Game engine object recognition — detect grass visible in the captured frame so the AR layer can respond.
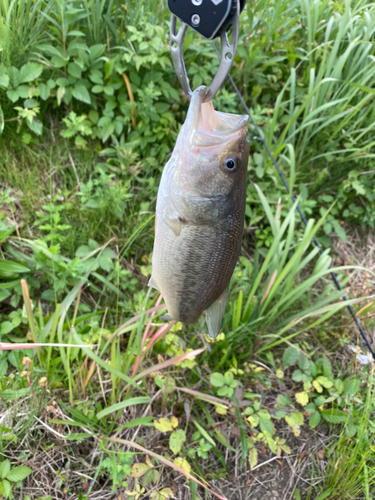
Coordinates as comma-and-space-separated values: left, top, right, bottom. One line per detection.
0, 0, 54, 66
1, 0, 375, 498
315, 367, 375, 500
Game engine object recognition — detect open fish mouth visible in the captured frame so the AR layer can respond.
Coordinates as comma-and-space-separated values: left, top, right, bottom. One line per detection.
185, 86, 249, 148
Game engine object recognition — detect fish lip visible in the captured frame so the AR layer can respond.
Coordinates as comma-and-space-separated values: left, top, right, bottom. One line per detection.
186, 86, 249, 147
185, 85, 208, 143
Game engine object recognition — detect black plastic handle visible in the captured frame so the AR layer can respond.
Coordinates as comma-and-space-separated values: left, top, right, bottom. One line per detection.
167, 0, 246, 40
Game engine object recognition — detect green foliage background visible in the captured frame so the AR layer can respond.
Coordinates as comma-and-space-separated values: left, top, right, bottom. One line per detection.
1, 0, 375, 498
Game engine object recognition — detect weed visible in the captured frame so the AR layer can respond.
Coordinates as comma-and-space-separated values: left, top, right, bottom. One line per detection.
0, 459, 32, 499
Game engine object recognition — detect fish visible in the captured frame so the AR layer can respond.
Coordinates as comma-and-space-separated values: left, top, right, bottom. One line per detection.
149, 85, 249, 338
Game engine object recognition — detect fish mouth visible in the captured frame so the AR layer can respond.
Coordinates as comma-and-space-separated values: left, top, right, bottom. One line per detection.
185, 86, 249, 147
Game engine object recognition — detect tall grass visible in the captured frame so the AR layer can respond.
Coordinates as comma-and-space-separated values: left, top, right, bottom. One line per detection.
0, 0, 54, 66
238, 0, 375, 190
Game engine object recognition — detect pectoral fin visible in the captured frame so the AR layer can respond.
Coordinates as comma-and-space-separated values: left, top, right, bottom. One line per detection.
164, 217, 186, 236
205, 285, 229, 339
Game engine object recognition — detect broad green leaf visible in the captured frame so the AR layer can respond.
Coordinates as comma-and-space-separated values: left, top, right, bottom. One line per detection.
315, 376, 333, 389
154, 102, 170, 113
342, 378, 360, 396
309, 411, 321, 428
262, 430, 276, 454
19, 63, 43, 84
169, 429, 186, 454
142, 468, 159, 486
0, 460, 10, 479
282, 346, 299, 367
292, 370, 305, 382
0, 67, 9, 87
321, 409, 348, 424
72, 85, 91, 104
96, 397, 150, 419
27, 119, 43, 135
210, 372, 225, 387
37, 83, 50, 101
314, 396, 326, 407
345, 423, 358, 437
298, 354, 310, 371
224, 371, 234, 385
258, 410, 274, 435
0, 322, 14, 335
0, 479, 11, 497
276, 393, 293, 407
321, 356, 332, 377
91, 84, 103, 93
68, 62, 82, 79
89, 71, 103, 85
218, 386, 231, 397
89, 44, 106, 60
6, 89, 19, 103
6, 465, 32, 482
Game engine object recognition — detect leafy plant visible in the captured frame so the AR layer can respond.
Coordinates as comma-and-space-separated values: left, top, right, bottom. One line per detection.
210, 371, 239, 398
315, 367, 375, 499
101, 451, 134, 491
281, 344, 368, 438
0, 459, 32, 499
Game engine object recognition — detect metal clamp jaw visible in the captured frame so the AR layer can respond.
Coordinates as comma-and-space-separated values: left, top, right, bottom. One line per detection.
169, 0, 241, 103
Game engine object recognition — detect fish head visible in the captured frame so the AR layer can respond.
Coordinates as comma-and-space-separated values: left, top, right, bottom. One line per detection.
172, 86, 249, 221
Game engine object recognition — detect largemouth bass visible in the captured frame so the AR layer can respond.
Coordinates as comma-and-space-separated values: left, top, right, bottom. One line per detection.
149, 86, 249, 338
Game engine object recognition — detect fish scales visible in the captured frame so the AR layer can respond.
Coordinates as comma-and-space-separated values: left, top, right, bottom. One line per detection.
150, 86, 249, 337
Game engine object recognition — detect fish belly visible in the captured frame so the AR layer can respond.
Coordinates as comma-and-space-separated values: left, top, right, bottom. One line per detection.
152, 209, 243, 324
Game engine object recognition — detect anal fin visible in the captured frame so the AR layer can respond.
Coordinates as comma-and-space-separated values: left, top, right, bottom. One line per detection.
205, 285, 229, 339
148, 275, 160, 291
160, 313, 173, 322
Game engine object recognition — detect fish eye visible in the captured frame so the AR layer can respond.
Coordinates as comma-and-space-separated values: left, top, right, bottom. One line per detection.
223, 156, 238, 172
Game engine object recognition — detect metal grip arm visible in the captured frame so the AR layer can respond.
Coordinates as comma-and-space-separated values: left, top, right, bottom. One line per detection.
170, 0, 240, 103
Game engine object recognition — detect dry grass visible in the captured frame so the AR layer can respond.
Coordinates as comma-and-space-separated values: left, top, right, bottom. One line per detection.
0, 385, 333, 500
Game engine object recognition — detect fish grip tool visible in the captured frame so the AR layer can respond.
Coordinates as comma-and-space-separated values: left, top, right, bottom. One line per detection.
168, 0, 245, 102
